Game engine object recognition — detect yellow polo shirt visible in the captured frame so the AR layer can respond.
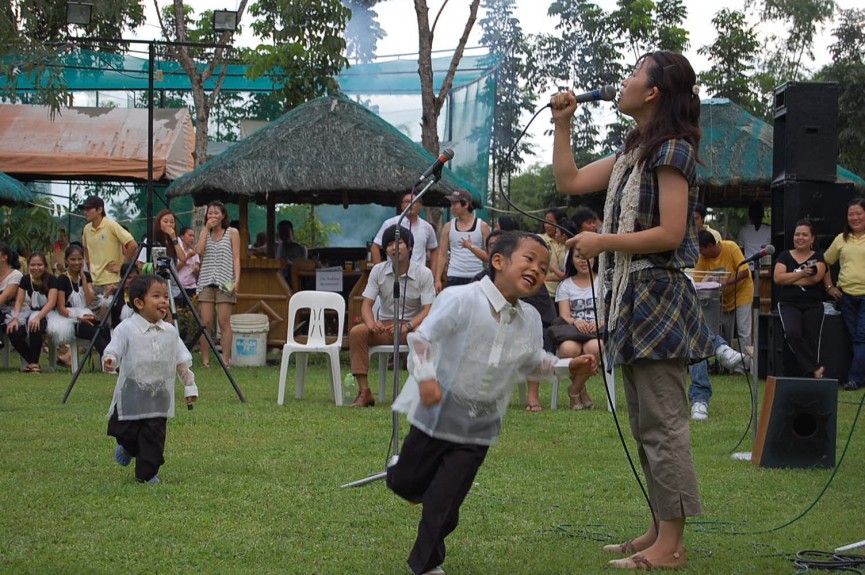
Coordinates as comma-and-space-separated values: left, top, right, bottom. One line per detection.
695, 240, 754, 311
82, 217, 135, 286
824, 233, 865, 296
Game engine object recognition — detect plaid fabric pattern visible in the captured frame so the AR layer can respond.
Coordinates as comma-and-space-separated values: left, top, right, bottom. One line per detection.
609, 139, 701, 271
605, 139, 714, 364
607, 268, 715, 364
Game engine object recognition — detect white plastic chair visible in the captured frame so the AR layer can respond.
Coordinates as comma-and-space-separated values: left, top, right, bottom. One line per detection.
277, 291, 345, 406
517, 353, 616, 412
368, 344, 410, 402
2, 331, 58, 372
517, 378, 561, 410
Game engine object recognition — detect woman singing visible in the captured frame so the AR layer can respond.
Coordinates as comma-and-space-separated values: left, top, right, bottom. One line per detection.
550, 51, 714, 570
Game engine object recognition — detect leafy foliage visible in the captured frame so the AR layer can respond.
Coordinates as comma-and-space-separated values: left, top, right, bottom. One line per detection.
815, 8, 865, 178
245, 0, 350, 112
479, 0, 538, 208
0, 0, 145, 114
0, 197, 61, 255
697, 9, 763, 117
344, 0, 385, 64
276, 205, 342, 248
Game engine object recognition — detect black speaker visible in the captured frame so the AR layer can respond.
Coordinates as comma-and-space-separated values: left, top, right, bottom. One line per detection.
773, 82, 839, 183
820, 313, 853, 385
753, 377, 837, 469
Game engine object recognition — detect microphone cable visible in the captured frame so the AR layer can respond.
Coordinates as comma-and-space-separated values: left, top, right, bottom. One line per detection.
495, 100, 657, 534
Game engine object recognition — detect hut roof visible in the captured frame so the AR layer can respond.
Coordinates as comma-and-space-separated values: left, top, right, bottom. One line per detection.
698, 98, 864, 206
0, 171, 35, 207
167, 95, 478, 207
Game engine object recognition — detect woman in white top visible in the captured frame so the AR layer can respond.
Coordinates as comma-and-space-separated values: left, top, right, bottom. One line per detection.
6, 252, 58, 372
554, 249, 604, 409
0, 242, 23, 335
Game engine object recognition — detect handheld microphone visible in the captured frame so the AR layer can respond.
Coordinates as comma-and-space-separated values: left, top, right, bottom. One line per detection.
416, 148, 455, 185
573, 85, 617, 103
738, 244, 775, 266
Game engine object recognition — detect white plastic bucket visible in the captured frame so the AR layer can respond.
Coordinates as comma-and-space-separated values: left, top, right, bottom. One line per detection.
230, 314, 270, 367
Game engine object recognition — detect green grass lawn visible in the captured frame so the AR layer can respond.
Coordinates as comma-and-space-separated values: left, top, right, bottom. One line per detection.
1, 352, 863, 574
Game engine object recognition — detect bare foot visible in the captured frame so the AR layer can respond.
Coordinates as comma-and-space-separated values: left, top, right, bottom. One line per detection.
814, 366, 825, 378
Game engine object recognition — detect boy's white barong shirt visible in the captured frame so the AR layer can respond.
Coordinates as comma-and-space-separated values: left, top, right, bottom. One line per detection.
393, 276, 560, 445
105, 313, 192, 420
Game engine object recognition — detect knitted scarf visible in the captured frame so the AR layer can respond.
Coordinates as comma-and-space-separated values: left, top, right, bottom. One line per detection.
597, 148, 643, 332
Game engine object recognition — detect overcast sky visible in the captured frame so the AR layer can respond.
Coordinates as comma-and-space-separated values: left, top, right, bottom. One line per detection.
129, 0, 855, 164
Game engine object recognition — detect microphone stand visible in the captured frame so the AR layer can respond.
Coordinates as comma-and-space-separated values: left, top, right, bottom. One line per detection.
731, 258, 761, 462
341, 174, 441, 488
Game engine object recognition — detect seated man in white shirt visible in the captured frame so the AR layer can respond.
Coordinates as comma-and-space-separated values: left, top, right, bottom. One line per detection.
348, 225, 436, 407
370, 192, 439, 269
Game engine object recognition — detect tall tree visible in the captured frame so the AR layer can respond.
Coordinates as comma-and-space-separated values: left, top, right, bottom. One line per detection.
245, 0, 350, 111
754, 0, 835, 82
815, 8, 865, 177
155, 1, 248, 172
344, 0, 385, 63
0, 0, 145, 113
413, 0, 481, 155
697, 8, 762, 117
479, 0, 536, 212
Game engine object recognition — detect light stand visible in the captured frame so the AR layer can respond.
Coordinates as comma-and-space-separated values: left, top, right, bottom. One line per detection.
341, 176, 442, 489
64, 1, 238, 259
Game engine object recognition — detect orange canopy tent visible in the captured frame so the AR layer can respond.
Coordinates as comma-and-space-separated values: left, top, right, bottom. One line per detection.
0, 104, 194, 182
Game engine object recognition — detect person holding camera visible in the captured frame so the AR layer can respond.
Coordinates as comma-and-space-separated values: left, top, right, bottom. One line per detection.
773, 219, 827, 378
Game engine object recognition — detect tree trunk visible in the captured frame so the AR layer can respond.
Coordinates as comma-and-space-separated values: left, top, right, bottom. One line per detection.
161, 0, 250, 232
413, 0, 481, 231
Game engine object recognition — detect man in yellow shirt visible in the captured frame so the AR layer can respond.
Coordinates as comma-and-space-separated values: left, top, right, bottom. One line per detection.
695, 230, 754, 352
80, 196, 138, 317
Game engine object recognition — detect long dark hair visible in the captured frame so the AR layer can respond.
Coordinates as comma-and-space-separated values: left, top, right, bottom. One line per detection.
623, 51, 702, 165
153, 209, 179, 258
27, 252, 50, 295
843, 198, 865, 242
0, 242, 20, 270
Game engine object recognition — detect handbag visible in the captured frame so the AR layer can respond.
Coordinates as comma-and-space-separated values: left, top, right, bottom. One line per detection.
547, 316, 598, 345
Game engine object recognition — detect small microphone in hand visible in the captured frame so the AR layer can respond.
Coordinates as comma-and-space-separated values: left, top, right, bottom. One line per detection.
572, 85, 617, 103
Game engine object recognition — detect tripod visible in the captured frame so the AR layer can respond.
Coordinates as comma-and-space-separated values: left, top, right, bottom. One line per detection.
341, 175, 441, 489
62, 246, 245, 403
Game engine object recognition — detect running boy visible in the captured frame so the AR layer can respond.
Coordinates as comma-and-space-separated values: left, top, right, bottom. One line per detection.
103, 275, 198, 484
387, 231, 597, 575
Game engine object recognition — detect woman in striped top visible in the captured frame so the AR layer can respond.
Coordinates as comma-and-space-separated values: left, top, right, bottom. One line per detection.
195, 201, 240, 368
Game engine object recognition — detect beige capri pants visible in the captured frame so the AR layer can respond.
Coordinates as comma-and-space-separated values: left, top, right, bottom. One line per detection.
621, 357, 702, 521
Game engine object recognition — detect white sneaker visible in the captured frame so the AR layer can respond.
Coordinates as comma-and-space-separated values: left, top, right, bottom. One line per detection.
715, 344, 745, 372
691, 401, 709, 421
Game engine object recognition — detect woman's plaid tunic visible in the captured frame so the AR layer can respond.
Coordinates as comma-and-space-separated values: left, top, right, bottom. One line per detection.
604, 139, 715, 365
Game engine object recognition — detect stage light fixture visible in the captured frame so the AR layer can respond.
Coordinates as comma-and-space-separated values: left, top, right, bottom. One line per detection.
212, 10, 239, 33
65, 2, 93, 26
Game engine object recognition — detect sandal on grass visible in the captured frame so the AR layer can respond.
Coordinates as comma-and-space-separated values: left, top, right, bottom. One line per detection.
568, 392, 583, 410
525, 403, 543, 412
28, 363, 41, 373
